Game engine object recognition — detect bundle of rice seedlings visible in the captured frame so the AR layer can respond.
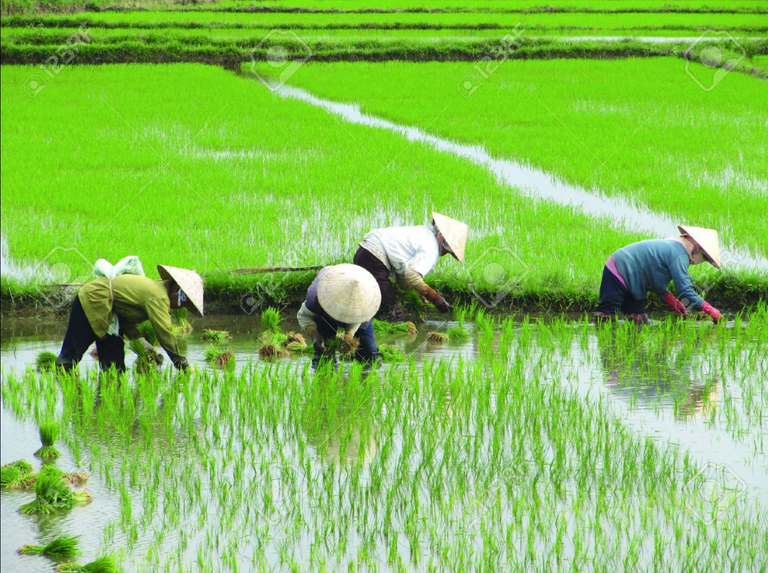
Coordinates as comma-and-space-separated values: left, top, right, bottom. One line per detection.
35, 422, 61, 461
171, 307, 193, 335
446, 325, 470, 341
286, 331, 306, 346
258, 344, 289, 360
56, 554, 120, 573
18, 535, 81, 558
372, 320, 418, 335
263, 331, 288, 346
380, 344, 407, 363
1, 460, 34, 489
36, 352, 58, 372
20, 473, 92, 515
62, 471, 90, 487
204, 346, 235, 369
260, 307, 282, 333
426, 331, 449, 344
136, 321, 158, 346
129, 339, 163, 374
201, 329, 230, 343
339, 335, 360, 355
286, 341, 312, 354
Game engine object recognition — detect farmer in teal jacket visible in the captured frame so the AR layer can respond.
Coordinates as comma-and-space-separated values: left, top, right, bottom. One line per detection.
595, 225, 723, 325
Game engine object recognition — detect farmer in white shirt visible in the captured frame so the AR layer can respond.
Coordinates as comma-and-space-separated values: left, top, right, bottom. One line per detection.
353, 212, 468, 321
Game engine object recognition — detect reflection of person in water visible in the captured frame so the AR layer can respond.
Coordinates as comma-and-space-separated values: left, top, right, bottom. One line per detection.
300, 371, 378, 467
596, 327, 720, 420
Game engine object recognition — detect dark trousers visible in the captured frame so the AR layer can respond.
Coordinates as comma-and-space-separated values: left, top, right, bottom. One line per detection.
57, 297, 126, 372
353, 246, 397, 316
595, 266, 646, 317
313, 312, 381, 366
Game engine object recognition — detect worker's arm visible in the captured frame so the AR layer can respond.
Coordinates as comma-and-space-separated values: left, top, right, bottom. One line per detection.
144, 298, 188, 370
401, 269, 451, 313
297, 302, 323, 345
668, 256, 721, 322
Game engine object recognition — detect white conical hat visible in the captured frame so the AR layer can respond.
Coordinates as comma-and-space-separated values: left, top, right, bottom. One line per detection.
157, 265, 205, 317
317, 264, 381, 324
678, 225, 721, 269
432, 212, 468, 263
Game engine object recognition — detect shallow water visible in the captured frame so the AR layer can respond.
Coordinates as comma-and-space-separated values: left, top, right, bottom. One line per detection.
1, 313, 766, 571
276, 85, 768, 270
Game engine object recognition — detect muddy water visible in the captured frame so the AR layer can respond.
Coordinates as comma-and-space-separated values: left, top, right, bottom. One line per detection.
276, 85, 768, 270
2, 314, 766, 571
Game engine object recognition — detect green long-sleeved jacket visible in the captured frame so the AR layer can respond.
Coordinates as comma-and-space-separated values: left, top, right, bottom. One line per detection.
78, 275, 186, 367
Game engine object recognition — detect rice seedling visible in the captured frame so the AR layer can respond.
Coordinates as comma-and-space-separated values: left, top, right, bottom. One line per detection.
136, 321, 158, 346
260, 307, 283, 333
201, 329, 231, 343
338, 335, 360, 355
426, 330, 449, 343
18, 535, 81, 558
204, 345, 236, 368
36, 351, 57, 372
19, 473, 92, 515
35, 421, 61, 460
372, 319, 418, 335
379, 343, 407, 362
171, 307, 193, 335
446, 325, 469, 341
128, 339, 164, 373
257, 343, 289, 360
1, 459, 34, 489
56, 554, 121, 573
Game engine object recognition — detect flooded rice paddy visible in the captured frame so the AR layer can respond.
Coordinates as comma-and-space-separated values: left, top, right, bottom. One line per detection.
2, 309, 766, 571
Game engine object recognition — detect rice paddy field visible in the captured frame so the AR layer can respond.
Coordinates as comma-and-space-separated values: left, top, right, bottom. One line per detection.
1, 0, 767, 571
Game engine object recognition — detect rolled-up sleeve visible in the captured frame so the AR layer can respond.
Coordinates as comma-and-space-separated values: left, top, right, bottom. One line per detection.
297, 302, 318, 333
668, 255, 703, 310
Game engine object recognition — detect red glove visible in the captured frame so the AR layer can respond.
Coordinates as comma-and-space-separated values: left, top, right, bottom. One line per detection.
662, 292, 688, 315
700, 301, 723, 323
423, 287, 452, 313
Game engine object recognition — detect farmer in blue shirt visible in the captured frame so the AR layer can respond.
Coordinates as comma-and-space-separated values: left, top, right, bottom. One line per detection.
595, 225, 723, 325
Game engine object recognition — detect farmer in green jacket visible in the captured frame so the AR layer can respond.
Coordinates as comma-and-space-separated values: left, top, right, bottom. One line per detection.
55, 265, 204, 372
595, 225, 723, 325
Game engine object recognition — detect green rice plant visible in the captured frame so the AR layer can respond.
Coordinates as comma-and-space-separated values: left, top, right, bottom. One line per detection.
35, 421, 61, 460
56, 554, 121, 573
36, 351, 57, 372
205, 346, 235, 369
201, 329, 230, 343
19, 473, 92, 515
171, 307, 193, 335
372, 320, 418, 335
1, 460, 34, 489
446, 325, 470, 341
18, 535, 81, 558
128, 339, 164, 373
379, 343, 407, 362
285, 341, 312, 354
260, 307, 282, 333
136, 321, 158, 346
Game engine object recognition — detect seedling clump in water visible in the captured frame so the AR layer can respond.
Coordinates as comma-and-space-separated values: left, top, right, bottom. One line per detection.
427, 331, 449, 344
201, 329, 230, 343
129, 339, 163, 373
35, 422, 61, 460
56, 554, 120, 573
380, 343, 407, 362
1, 460, 35, 489
20, 473, 92, 515
258, 344, 289, 360
36, 351, 57, 372
18, 535, 81, 558
204, 346, 235, 369
260, 307, 282, 334
373, 320, 417, 335
136, 321, 158, 346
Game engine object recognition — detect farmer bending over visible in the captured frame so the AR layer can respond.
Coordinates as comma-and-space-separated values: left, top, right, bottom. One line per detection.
56, 265, 204, 372
595, 225, 723, 325
353, 211, 468, 321
297, 264, 382, 369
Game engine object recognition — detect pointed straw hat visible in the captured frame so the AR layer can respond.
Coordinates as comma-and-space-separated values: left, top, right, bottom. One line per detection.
432, 212, 468, 263
317, 264, 381, 324
678, 225, 721, 269
157, 265, 205, 317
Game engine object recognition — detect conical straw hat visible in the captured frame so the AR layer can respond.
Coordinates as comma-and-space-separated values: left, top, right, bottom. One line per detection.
432, 212, 468, 263
157, 265, 205, 317
317, 264, 381, 324
678, 225, 721, 269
